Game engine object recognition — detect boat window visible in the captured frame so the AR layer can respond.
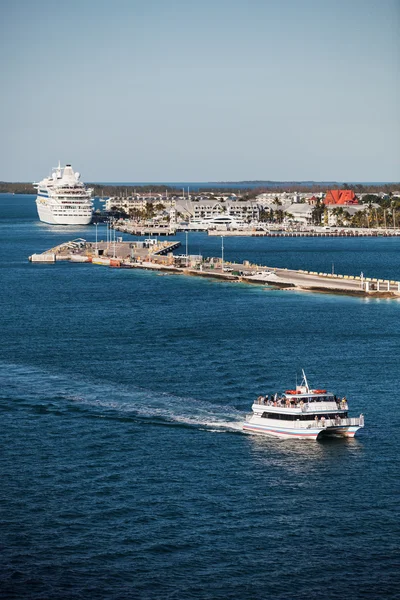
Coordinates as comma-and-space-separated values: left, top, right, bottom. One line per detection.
261, 412, 348, 421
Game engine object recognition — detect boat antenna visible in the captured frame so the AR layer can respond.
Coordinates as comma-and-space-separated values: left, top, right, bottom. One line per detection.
301, 369, 310, 392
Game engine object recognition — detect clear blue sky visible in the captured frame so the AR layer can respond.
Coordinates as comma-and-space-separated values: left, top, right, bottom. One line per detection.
1, 0, 399, 182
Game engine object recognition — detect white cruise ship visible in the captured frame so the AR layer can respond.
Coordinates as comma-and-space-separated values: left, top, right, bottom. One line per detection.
34, 163, 93, 225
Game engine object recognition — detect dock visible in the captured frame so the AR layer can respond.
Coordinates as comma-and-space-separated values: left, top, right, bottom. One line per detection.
28, 238, 400, 298
112, 219, 400, 238
113, 224, 177, 236
208, 228, 400, 238
29, 238, 181, 263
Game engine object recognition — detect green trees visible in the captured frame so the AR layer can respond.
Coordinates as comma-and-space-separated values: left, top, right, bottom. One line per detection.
332, 206, 344, 226
110, 206, 129, 219
128, 208, 145, 220
145, 204, 155, 219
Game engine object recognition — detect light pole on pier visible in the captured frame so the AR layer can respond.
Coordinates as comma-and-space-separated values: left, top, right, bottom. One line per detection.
95, 222, 98, 254
221, 235, 224, 272
186, 231, 189, 267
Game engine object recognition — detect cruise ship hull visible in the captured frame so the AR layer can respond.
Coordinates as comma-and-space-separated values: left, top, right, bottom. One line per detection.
36, 199, 92, 225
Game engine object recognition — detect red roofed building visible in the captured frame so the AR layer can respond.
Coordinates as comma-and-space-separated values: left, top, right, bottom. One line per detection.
324, 190, 358, 205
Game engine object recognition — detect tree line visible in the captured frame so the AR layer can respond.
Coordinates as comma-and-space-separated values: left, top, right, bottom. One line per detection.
1, 181, 399, 196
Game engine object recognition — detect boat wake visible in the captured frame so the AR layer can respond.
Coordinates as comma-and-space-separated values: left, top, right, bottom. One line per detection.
0, 361, 244, 433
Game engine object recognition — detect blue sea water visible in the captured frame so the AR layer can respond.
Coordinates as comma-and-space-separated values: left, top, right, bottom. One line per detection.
0, 195, 399, 599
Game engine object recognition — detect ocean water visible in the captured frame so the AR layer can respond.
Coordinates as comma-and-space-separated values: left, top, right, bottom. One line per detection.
0, 195, 399, 599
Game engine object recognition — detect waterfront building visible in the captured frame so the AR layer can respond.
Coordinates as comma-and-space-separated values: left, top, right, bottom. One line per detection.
325, 204, 379, 226
283, 203, 314, 224
324, 190, 358, 205
105, 194, 165, 213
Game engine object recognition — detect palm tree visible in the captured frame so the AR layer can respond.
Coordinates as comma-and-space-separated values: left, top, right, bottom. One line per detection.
332, 207, 345, 226
311, 199, 324, 225
273, 197, 282, 212
343, 210, 351, 226
391, 200, 398, 229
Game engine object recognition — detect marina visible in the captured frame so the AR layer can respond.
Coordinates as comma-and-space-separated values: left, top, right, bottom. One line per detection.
113, 221, 400, 238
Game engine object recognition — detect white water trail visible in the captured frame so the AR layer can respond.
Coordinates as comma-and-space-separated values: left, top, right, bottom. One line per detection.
1, 361, 244, 432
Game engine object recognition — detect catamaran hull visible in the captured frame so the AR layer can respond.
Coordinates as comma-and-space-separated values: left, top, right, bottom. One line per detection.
243, 422, 321, 440
319, 425, 361, 438
243, 422, 362, 440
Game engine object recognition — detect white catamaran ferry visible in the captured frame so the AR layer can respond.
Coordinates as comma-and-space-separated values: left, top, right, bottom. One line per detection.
34, 163, 93, 225
243, 371, 364, 440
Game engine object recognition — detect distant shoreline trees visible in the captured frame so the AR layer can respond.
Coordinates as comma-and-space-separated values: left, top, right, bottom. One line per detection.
1, 182, 399, 196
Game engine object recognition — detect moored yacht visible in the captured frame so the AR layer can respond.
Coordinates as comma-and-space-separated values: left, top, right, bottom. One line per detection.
183, 214, 247, 231
34, 162, 93, 225
243, 371, 364, 440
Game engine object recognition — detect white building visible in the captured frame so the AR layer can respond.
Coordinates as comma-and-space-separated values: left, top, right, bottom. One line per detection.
284, 203, 314, 224
105, 194, 165, 213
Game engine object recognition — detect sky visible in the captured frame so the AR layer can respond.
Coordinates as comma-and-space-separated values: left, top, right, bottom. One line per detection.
0, 0, 399, 182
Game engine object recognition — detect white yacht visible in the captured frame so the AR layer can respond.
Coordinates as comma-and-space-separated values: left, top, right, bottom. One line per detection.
183, 214, 247, 231
243, 371, 364, 440
34, 163, 93, 225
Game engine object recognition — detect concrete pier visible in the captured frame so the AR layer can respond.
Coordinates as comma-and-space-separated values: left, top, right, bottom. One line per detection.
29, 238, 400, 298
